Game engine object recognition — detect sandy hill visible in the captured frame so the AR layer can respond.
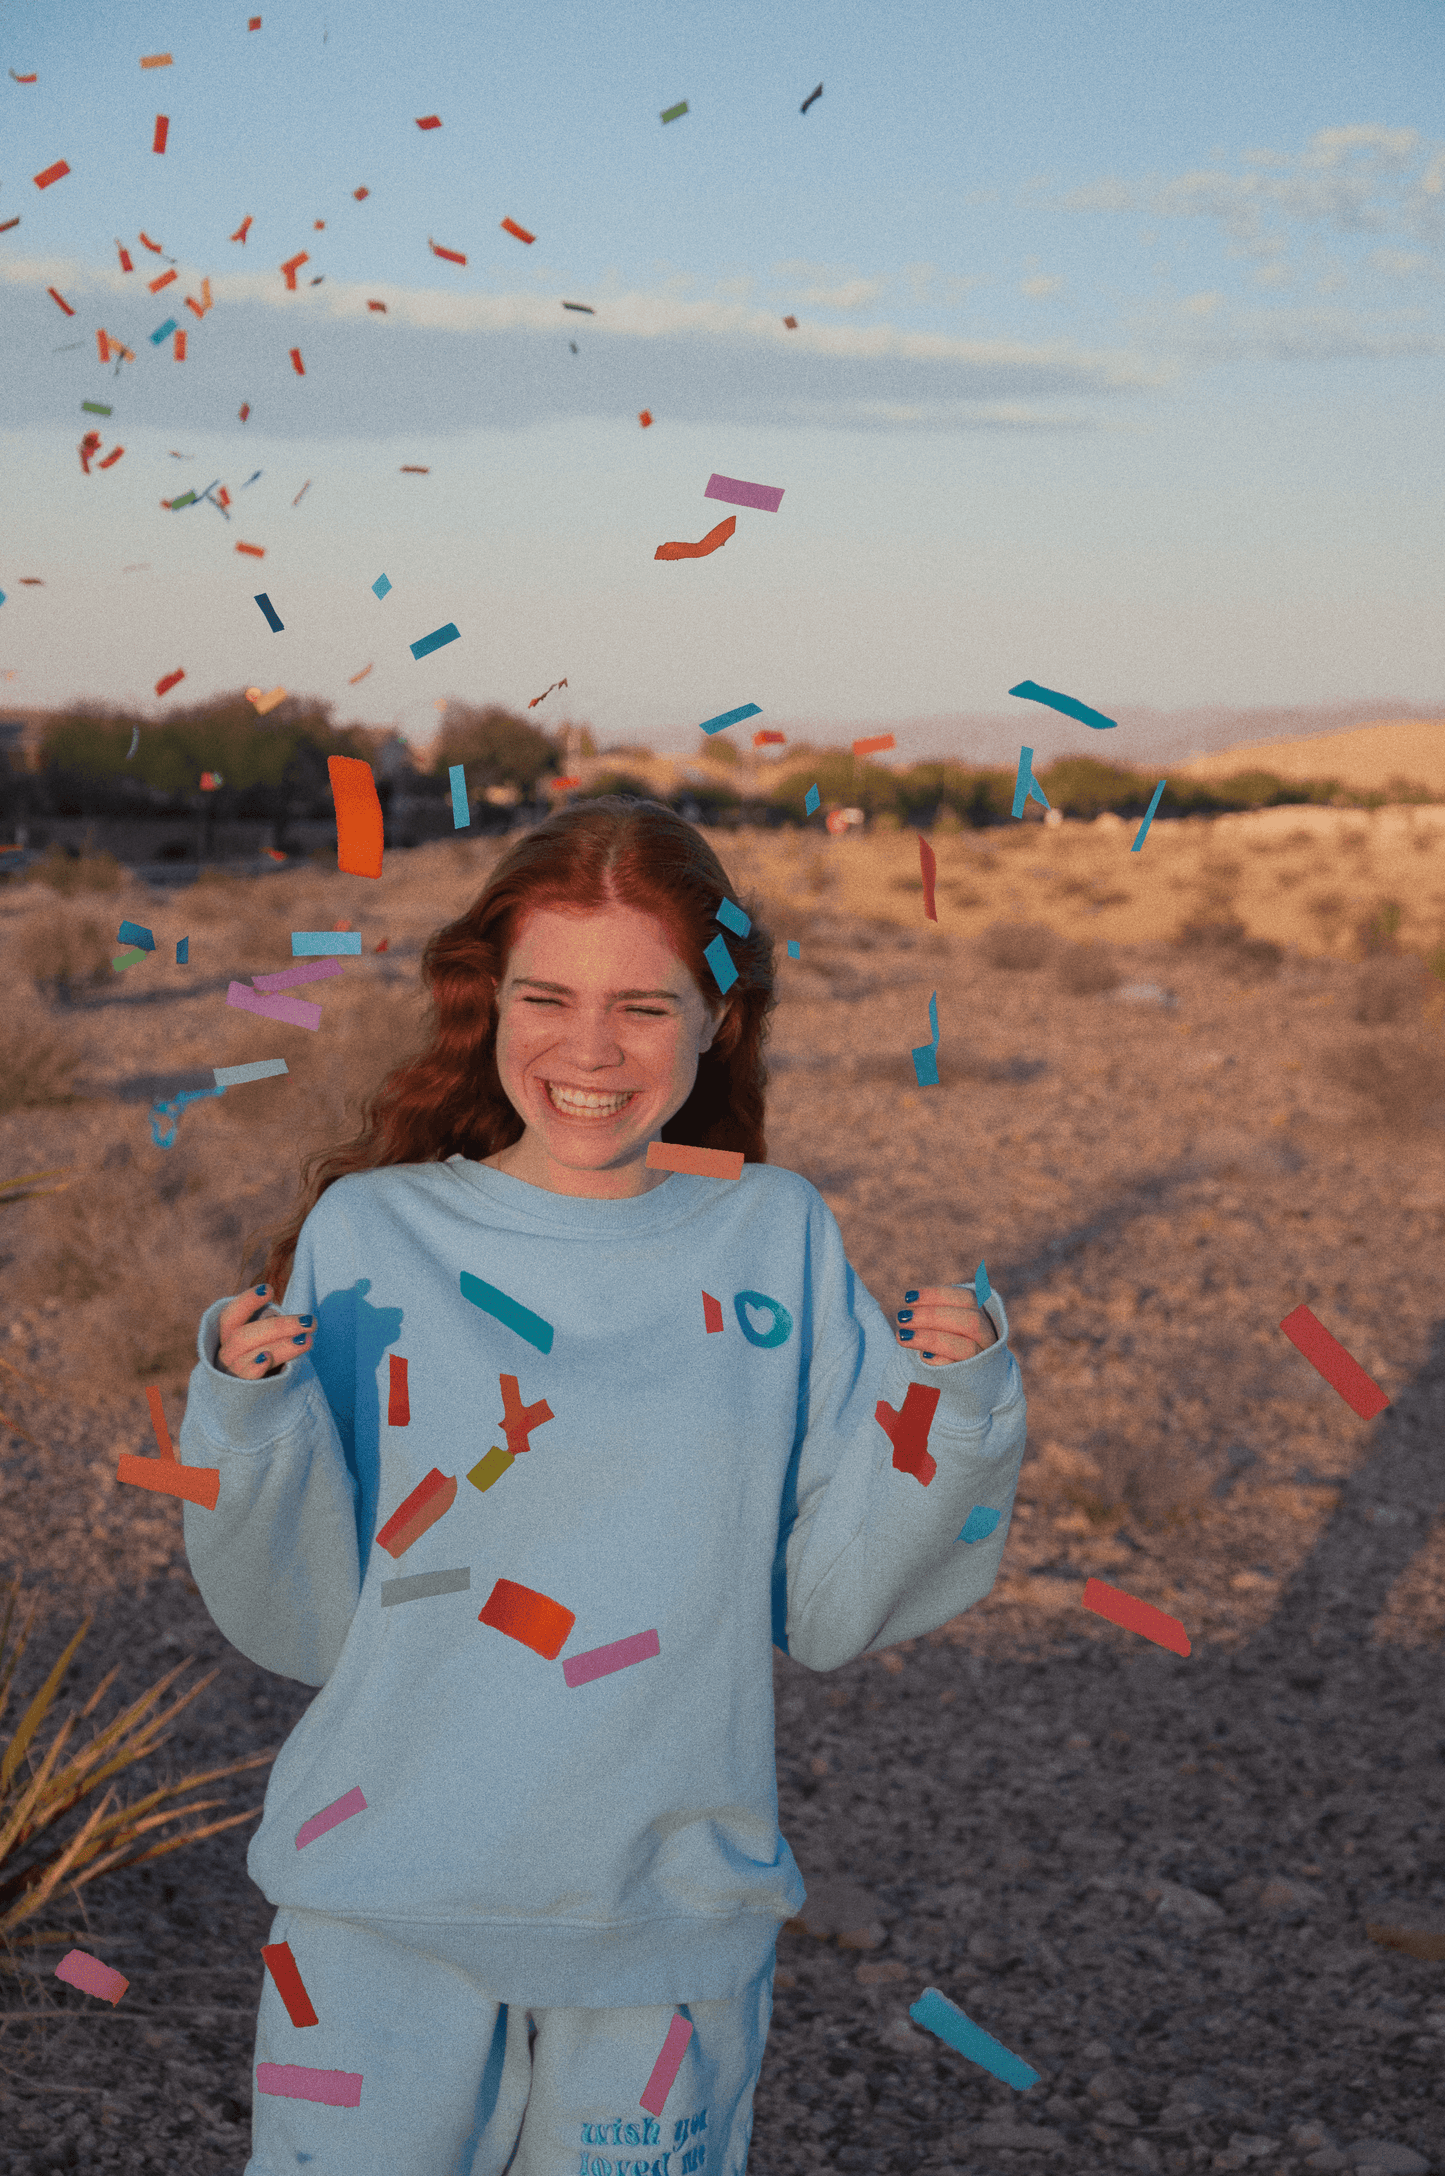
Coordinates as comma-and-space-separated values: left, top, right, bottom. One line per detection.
1174, 716, 1445, 796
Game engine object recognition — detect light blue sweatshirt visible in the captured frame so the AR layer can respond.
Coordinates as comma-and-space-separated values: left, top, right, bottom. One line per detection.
179, 1157, 1026, 2008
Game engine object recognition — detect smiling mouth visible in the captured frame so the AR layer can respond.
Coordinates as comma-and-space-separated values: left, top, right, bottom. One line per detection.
544, 1082, 637, 1119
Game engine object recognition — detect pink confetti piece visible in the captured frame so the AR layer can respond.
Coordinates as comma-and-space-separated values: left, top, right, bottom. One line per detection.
227, 981, 322, 1031
295, 1784, 367, 1851
562, 1626, 660, 1689
55, 1950, 129, 2005
251, 958, 345, 992
703, 472, 784, 514
639, 2012, 693, 2115
256, 2063, 362, 2107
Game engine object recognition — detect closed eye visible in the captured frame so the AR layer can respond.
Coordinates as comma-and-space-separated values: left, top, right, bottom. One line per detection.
519, 996, 670, 1017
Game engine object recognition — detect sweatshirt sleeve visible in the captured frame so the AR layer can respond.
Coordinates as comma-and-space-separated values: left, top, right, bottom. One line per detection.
177, 1207, 362, 1686
773, 1193, 1026, 1672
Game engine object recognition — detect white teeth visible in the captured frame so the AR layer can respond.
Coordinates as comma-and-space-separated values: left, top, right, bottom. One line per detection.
546, 1083, 634, 1116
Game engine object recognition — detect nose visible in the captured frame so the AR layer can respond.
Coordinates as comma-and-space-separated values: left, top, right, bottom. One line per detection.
558, 1007, 627, 1072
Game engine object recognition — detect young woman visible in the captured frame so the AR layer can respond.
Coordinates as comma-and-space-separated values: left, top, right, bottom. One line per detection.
178, 796, 1026, 2176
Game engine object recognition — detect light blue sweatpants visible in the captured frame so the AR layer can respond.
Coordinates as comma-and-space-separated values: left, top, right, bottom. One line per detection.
246, 1907, 775, 2176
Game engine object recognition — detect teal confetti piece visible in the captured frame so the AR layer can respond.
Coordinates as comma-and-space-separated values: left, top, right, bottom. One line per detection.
150, 317, 179, 344
1131, 779, 1167, 852
372, 573, 391, 600
698, 703, 760, 736
804, 784, 820, 815
787, 939, 800, 960
117, 920, 155, 952
716, 897, 750, 937
175, 936, 188, 964
911, 987, 940, 1086
460, 1270, 555, 1353
410, 621, 460, 660
213, 1058, 289, 1088
909, 1987, 1040, 2090
1009, 679, 1117, 732
974, 1258, 991, 1307
293, 931, 362, 955
254, 592, 284, 632
1011, 746, 1050, 820
449, 764, 470, 828
959, 1506, 1001, 1544
704, 933, 737, 994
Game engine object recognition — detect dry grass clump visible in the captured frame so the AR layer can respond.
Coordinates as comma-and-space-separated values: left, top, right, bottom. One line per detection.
15, 908, 116, 999
1032, 1437, 1214, 1533
1173, 914, 1283, 980
1351, 956, 1427, 1024
1055, 941, 1122, 996
0, 1011, 84, 1113
980, 920, 1057, 972
26, 847, 124, 898
1320, 1032, 1445, 1131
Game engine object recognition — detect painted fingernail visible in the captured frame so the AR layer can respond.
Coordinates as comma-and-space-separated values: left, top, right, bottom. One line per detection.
897, 1309, 913, 1323
922, 1351, 935, 1360
292, 1333, 307, 1345
254, 1284, 268, 1296
297, 1315, 314, 1328
904, 1290, 919, 1303
899, 1328, 914, 1341
254, 1351, 269, 1366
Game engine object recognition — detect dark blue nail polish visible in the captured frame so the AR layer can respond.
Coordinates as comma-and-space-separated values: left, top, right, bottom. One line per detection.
899, 1328, 914, 1341
922, 1352, 935, 1360
254, 1352, 269, 1366
897, 1308, 913, 1323
904, 1290, 919, 1303
255, 1284, 268, 1296
293, 1333, 307, 1345
297, 1315, 314, 1328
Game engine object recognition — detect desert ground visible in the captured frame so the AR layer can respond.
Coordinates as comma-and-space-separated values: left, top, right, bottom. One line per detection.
1, 804, 1444, 2176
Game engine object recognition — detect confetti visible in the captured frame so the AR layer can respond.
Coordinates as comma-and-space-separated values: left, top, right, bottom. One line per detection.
704, 472, 785, 514
910, 1988, 1039, 2090
239, 401, 251, 421
640, 2014, 693, 2115
348, 663, 373, 683
387, 1354, 409, 1426
174, 937, 188, 962
0, 215, 20, 233
704, 933, 737, 994
249, 14, 262, 27
148, 267, 177, 294
292, 479, 311, 505
1278, 1304, 1389, 1420
125, 725, 139, 758
804, 785, 820, 814
139, 231, 164, 252
852, 733, 895, 757
294, 1786, 366, 1850
460, 1270, 554, 1354
562, 301, 595, 313
562, 1627, 660, 1689
645, 1141, 745, 1181
371, 573, 391, 599
10, 69, 38, 83
247, 686, 287, 714
34, 160, 71, 190
415, 114, 442, 129
528, 678, 568, 708
292, 930, 361, 954
1131, 780, 1167, 852
327, 756, 384, 878
47, 286, 75, 315
231, 215, 253, 244
702, 1292, 725, 1333
236, 542, 265, 558
381, 1566, 471, 1606
655, 515, 735, 561
478, 1578, 575, 1660
975, 1259, 991, 1307
753, 728, 785, 747
409, 621, 460, 660
911, 989, 940, 1088
498, 1373, 554, 1458
354, 186, 370, 199
660, 100, 689, 123
213, 1058, 289, 1088
173, 329, 186, 360
801, 82, 823, 113
82, 401, 113, 417
280, 250, 309, 288
698, 702, 759, 736
155, 668, 185, 697
150, 317, 178, 344
152, 115, 169, 153
1009, 679, 1116, 732
400, 465, 430, 473
117, 1387, 220, 1507
367, 299, 387, 311
918, 835, 937, 920
1012, 745, 1050, 820
55, 1951, 129, 2006
1081, 1576, 1191, 1656
117, 920, 155, 952
639, 409, 653, 428
289, 347, 305, 375
875, 1380, 941, 1486
959, 1505, 1001, 1544
449, 764, 469, 828
260, 1940, 318, 2028
430, 238, 466, 264
786, 939, 800, 960
376, 1469, 458, 1558
252, 959, 343, 991
254, 592, 284, 632
139, 51, 173, 67
716, 896, 750, 937
500, 216, 535, 243
783, 314, 798, 328
227, 982, 321, 1031
256, 2065, 362, 2109
468, 1445, 513, 1493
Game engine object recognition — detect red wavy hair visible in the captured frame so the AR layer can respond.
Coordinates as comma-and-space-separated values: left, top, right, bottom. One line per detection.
262, 796, 777, 1293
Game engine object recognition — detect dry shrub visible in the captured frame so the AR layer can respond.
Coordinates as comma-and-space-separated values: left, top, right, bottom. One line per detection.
1032, 1437, 1212, 1532
0, 1012, 83, 1112
1173, 915, 1282, 980
1354, 897, 1403, 958
802, 853, 835, 897
28, 847, 123, 897
1352, 956, 1426, 1024
980, 920, 1056, 972
1320, 1033, 1445, 1131
1055, 941, 1122, 996
14, 909, 115, 999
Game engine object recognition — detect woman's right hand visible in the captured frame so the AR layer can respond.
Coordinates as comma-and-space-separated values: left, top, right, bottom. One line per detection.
217, 1285, 315, 1379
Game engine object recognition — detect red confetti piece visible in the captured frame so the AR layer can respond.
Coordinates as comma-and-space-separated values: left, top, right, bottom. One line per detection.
550, 774, 580, 790
1278, 1304, 1389, 1420
280, 250, 308, 288
236, 541, 264, 557
387, 1355, 409, 1427
148, 268, 177, 293
261, 1942, 318, 2029
874, 1382, 942, 1487
500, 216, 535, 243
46, 286, 74, 315
353, 185, 370, 199
155, 668, 185, 697
478, 1577, 575, 1660
33, 160, 70, 190
117, 242, 134, 271
654, 514, 735, 561
783, 314, 798, 328
852, 733, 896, 758
152, 114, 169, 154
314, 220, 325, 230
702, 1291, 725, 1334
400, 465, 429, 472
173, 329, 186, 360
0, 215, 20, 232
498, 1373, 554, 1458
415, 114, 442, 129
918, 834, 937, 921
753, 729, 785, 747
327, 754, 382, 875
527, 677, 567, 707
231, 214, 252, 243
429, 238, 467, 264
117, 1382, 219, 1508
139, 230, 163, 251
239, 402, 251, 421
249, 14, 262, 26
366, 299, 387, 311
644, 1142, 745, 1181
97, 445, 124, 470
11, 71, 38, 83
375, 936, 388, 951
1082, 1576, 1191, 1656
376, 1468, 456, 1557
289, 346, 305, 375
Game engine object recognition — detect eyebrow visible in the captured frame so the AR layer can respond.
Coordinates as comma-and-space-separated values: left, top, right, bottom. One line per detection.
511, 977, 684, 1001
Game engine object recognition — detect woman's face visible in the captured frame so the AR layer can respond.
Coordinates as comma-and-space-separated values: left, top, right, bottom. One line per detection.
487, 901, 726, 1198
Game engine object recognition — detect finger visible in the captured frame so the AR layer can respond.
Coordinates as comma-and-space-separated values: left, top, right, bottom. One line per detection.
222, 1313, 314, 1374
217, 1282, 275, 1337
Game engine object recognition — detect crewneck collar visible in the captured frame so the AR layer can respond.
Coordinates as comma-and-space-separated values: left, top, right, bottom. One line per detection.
442, 1154, 717, 1236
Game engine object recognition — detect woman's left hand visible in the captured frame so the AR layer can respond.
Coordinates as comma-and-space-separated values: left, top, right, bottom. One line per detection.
895, 1285, 998, 1367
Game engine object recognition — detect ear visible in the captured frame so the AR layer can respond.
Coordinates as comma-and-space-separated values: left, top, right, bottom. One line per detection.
700, 999, 737, 1058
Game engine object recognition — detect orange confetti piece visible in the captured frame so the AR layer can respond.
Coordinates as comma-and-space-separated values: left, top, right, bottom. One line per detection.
400, 464, 429, 473
236, 541, 265, 557
152, 114, 169, 154
116, 242, 134, 272
638, 409, 653, 427
783, 315, 798, 328
415, 114, 442, 129
46, 286, 74, 315
478, 1577, 574, 1660
376, 1469, 457, 1557
139, 52, 173, 68
280, 251, 309, 288
367, 299, 387, 311
33, 160, 70, 190
139, 230, 163, 252
348, 663, 373, 684
11, 71, 38, 83
327, 755, 383, 878
173, 329, 186, 360
429, 238, 466, 264
249, 14, 262, 26
231, 214, 253, 243
97, 446, 124, 470
149, 267, 176, 294
353, 185, 370, 199
654, 515, 735, 561
852, 733, 896, 758
155, 668, 185, 696
289, 347, 305, 375
645, 1141, 745, 1181
239, 402, 251, 421
500, 216, 535, 243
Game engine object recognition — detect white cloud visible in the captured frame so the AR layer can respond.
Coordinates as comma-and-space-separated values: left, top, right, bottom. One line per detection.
1368, 247, 1439, 279
1181, 291, 1224, 317
1252, 264, 1293, 288
798, 276, 888, 309
1020, 274, 1064, 298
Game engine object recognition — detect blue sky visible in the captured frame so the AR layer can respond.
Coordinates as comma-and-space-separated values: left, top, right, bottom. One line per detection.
2, 0, 1442, 766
